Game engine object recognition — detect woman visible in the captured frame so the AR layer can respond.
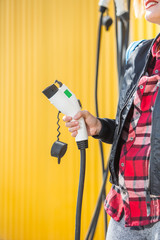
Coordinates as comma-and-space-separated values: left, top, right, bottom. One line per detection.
63, 0, 160, 239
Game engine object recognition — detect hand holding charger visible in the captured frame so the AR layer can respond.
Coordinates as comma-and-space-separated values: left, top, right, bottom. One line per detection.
43, 80, 88, 150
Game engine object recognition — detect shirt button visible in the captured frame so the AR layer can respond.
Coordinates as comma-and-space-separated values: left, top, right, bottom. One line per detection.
121, 163, 124, 167
130, 137, 134, 141
140, 85, 144, 89
155, 70, 159, 74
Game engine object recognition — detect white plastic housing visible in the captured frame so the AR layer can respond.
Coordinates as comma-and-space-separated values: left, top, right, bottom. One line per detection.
99, 0, 110, 8
49, 84, 88, 143
114, 0, 128, 16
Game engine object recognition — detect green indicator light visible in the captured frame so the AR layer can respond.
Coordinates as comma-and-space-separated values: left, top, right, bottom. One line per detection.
64, 89, 72, 98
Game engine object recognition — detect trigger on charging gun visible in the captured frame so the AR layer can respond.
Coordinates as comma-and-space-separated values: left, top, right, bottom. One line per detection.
78, 99, 82, 108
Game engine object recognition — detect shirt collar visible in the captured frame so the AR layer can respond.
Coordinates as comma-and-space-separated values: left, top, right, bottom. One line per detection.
152, 36, 160, 59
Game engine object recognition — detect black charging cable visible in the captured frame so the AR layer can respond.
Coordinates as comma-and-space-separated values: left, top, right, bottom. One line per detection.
85, 8, 112, 240
94, 10, 108, 236
75, 141, 88, 240
75, 149, 86, 240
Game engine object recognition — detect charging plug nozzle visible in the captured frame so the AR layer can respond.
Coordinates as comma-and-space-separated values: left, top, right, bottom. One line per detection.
42, 84, 58, 99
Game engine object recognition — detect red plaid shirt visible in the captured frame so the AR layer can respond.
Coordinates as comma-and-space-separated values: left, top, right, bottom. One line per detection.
104, 37, 160, 227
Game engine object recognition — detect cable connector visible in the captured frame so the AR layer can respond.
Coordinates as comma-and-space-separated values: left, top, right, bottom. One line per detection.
77, 140, 88, 150
99, 6, 107, 13
99, 0, 111, 10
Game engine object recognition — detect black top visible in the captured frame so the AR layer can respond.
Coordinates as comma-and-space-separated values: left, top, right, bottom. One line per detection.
42, 84, 58, 99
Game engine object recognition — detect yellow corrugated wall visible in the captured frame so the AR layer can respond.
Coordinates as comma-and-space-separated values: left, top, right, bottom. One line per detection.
0, 0, 159, 239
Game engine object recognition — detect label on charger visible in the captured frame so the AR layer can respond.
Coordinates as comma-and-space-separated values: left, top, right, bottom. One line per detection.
64, 89, 72, 98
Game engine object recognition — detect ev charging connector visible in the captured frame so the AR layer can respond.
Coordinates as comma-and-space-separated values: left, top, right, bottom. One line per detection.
42, 80, 88, 150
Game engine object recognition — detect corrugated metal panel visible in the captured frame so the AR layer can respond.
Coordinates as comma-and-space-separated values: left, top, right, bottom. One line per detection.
0, 0, 159, 239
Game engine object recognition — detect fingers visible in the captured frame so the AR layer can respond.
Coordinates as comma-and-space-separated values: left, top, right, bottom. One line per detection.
65, 121, 79, 128
62, 115, 79, 137
62, 115, 79, 128
63, 110, 91, 138
74, 110, 89, 120
69, 125, 80, 133
66, 121, 80, 137
63, 110, 89, 122
62, 115, 72, 122
71, 131, 78, 137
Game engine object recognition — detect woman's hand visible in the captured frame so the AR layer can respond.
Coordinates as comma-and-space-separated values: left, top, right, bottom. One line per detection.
63, 110, 102, 138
